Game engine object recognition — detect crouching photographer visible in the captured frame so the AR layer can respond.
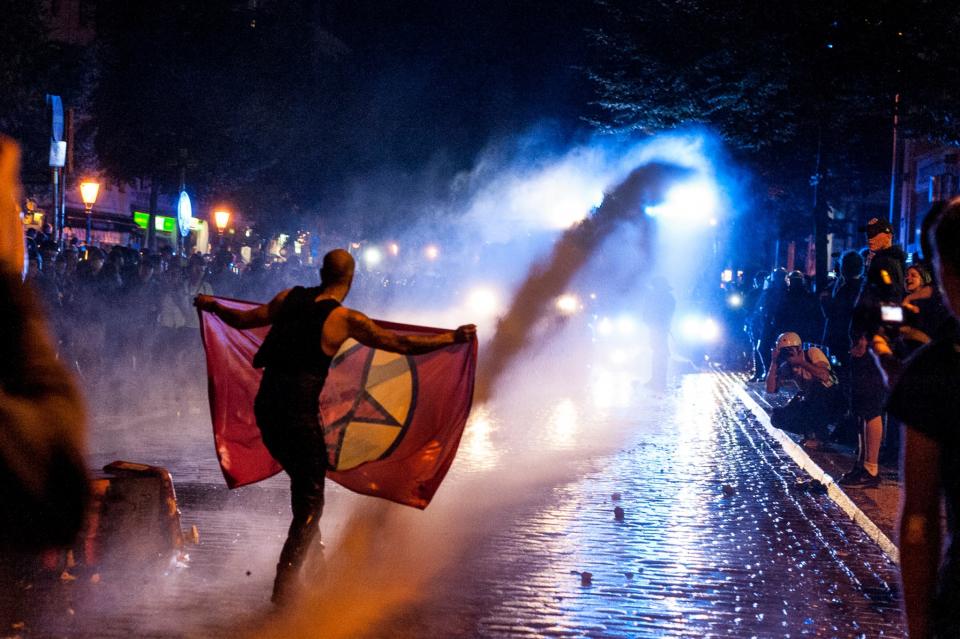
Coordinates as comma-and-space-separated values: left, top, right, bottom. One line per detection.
765, 331, 840, 449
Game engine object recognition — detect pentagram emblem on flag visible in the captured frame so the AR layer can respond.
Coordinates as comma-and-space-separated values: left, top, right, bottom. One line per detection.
198, 297, 477, 509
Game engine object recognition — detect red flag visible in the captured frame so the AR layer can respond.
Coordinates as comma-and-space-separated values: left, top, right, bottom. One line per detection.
198, 297, 477, 509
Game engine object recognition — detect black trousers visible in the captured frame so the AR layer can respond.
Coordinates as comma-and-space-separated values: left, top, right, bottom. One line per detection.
770, 384, 837, 441
254, 368, 328, 598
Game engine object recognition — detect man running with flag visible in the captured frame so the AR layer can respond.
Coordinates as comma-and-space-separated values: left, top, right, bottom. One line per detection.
195, 248, 476, 605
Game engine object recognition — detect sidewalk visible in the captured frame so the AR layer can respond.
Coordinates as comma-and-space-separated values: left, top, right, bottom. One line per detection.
739, 377, 902, 563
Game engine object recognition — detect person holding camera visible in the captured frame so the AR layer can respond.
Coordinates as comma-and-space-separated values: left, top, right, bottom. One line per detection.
765, 331, 838, 448
840, 218, 907, 487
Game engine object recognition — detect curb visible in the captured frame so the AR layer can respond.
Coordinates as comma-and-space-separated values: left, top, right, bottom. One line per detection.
732, 382, 900, 565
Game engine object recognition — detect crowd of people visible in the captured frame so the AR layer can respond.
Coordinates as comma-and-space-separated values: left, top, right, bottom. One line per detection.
738, 216, 954, 491
731, 205, 960, 636
5, 134, 960, 634
22, 225, 337, 407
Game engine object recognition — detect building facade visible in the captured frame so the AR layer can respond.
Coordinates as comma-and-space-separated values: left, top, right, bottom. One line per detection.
898, 139, 959, 260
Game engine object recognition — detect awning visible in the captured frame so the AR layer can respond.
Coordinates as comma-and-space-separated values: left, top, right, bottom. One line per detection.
64, 208, 142, 234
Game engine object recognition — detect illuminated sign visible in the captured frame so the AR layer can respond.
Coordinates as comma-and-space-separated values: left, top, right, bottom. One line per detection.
132, 211, 176, 233
177, 191, 192, 237
157, 216, 176, 232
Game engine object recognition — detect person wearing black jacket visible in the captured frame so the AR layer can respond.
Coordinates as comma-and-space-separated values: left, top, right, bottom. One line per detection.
821, 250, 863, 369
841, 218, 906, 487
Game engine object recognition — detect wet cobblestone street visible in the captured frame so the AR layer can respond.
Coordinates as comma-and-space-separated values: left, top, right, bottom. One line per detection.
369, 373, 903, 638
3, 372, 904, 638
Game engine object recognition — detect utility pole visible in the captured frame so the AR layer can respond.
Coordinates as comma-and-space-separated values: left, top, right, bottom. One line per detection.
148, 180, 158, 252
888, 93, 901, 240
46, 95, 66, 246
812, 127, 829, 293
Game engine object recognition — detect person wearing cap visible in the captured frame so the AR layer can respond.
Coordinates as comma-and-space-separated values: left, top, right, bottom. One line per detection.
842, 217, 907, 487
765, 330, 838, 449
857, 217, 906, 308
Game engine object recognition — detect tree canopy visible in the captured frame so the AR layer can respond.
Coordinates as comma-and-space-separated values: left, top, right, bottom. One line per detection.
1, 0, 90, 183
588, 0, 960, 233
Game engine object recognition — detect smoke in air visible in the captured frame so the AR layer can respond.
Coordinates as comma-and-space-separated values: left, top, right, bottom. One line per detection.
240, 131, 725, 636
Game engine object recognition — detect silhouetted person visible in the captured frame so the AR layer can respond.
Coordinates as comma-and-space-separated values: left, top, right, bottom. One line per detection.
746, 270, 770, 381
0, 135, 89, 558
756, 268, 788, 380
888, 197, 960, 637
642, 275, 675, 392
195, 248, 475, 605
773, 270, 821, 345
821, 250, 863, 368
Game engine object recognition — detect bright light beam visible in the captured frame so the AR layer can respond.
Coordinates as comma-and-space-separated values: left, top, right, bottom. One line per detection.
363, 246, 383, 267
467, 286, 501, 317
679, 314, 722, 343
644, 179, 719, 224
555, 294, 580, 315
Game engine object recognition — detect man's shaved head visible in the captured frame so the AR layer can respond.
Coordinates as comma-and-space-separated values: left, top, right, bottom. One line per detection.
320, 248, 355, 288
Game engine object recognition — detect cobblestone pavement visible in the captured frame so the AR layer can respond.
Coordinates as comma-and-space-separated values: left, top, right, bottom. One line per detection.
370, 373, 903, 638
1, 372, 904, 638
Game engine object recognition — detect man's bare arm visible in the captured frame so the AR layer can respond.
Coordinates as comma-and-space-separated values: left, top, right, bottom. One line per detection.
793, 357, 832, 384
194, 290, 288, 329
344, 309, 475, 354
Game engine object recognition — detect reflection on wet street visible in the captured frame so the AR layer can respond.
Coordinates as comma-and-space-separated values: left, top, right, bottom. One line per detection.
372, 372, 903, 638
2, 372, 903, 637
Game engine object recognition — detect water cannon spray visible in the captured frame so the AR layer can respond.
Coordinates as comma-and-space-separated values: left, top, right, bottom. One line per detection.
475, 161, 696, 402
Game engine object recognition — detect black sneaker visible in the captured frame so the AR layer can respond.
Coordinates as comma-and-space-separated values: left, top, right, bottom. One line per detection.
838, 466, 880, 488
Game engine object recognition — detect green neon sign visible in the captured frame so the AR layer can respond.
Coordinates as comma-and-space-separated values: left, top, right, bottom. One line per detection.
132, 211, 175, 232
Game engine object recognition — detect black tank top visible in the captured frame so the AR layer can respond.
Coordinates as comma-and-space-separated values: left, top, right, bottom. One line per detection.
252, 286, 340, 376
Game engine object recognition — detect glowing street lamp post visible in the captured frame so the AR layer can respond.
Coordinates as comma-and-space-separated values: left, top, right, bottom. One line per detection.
79, 180, 100, 245
213, 209, 231, 250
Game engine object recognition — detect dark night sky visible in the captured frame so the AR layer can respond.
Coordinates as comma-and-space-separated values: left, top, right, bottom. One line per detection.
74, 0, 602, 224
21, 0, 943, 241
318, 1, 597, 173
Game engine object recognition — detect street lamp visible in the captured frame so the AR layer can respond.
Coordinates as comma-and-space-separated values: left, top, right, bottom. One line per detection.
213, 209, 230, 249
79, 180, 100, 245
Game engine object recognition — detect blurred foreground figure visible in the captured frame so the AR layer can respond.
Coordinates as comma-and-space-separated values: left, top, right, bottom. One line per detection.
195, 249, 475, 605
888, 198, 960, 638
0, 135, 89, 554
